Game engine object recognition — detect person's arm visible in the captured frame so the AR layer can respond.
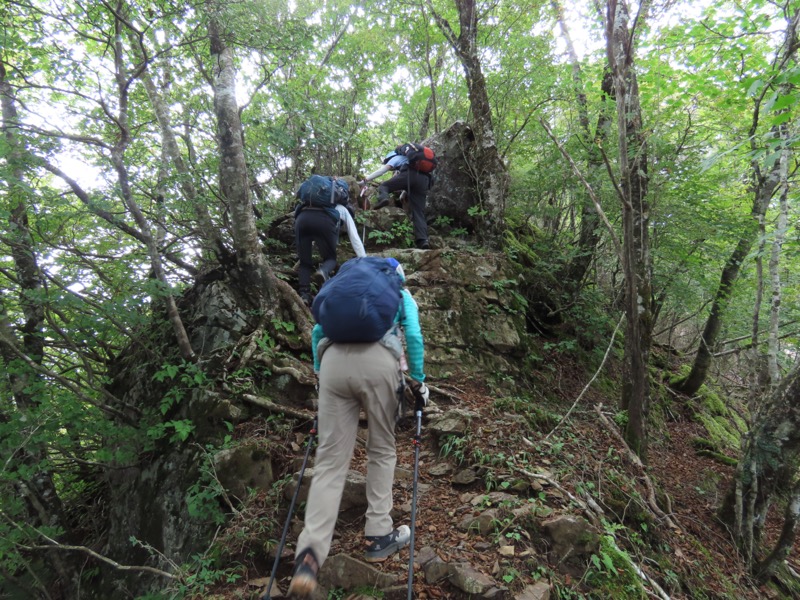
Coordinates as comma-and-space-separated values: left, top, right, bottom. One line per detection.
337, 207, 366, 257
399, 289, 425, 382
365, 164, 392, 181
311, 323, 324, 373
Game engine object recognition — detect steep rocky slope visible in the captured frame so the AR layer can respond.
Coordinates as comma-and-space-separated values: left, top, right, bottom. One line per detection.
190, 245, 785, 600
94, 209, 795, 599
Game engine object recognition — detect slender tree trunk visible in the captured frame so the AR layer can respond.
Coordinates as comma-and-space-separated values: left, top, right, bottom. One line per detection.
606, 0, 653, 460
418, 45, 446, 140
566, 69, 614, 287
0, 59, 75, 598
208, 9, 275, 304
109, 12, 195, 362
673, 10, 797, 396
125, 23, 230, 264
748, 214, 767, 405
553, 0, 615, 287
674, 233, 761, 396
767, 135, 790, 386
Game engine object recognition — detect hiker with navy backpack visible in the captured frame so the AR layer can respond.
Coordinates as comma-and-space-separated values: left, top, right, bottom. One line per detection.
294, 175, 366, 306
363, 143, 437, 250
287, 257, 429, 598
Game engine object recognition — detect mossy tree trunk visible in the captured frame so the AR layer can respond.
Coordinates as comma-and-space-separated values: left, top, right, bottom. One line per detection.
208, 8, 278, 305
720, 358, 800, 580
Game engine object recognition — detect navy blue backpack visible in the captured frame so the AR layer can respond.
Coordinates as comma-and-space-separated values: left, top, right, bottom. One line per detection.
312, 257, 403, 343
295, 175, 350, 220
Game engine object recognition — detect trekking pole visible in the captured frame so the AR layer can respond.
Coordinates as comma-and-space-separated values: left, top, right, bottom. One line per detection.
263, 416, 318, 600
359, 182, 369, 242
407, 390, 425, 600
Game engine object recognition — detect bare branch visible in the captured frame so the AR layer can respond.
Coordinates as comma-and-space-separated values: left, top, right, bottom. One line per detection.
539, 117, 623, 260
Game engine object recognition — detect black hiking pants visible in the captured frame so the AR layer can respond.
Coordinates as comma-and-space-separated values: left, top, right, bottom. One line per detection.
376, 168, 431, 246
295, 208, 339, 296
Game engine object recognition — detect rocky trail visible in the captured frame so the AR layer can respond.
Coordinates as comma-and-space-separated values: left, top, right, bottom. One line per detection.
209, 364, 793, 600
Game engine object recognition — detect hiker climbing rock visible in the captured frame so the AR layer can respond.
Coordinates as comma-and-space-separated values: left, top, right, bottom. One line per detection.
294, 175, 365, 306
287, 257, 428, 597
362, 143, 437, 250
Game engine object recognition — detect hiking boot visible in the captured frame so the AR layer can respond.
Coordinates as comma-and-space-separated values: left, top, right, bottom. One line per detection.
288, 548, 319, 597
310, 268, 327, 290
372, 197, 390, 210
415, 239, 430, 250
364, 525, 411, 562
300, 292, 313, 307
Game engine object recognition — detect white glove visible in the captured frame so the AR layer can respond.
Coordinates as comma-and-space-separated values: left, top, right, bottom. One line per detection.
412, 382, 429, 407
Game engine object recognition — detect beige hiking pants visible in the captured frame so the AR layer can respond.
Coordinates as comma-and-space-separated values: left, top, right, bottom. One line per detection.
295, 342, 401, 566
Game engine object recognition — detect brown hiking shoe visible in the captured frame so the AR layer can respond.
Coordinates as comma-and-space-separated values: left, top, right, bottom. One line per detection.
287, 548, 319, 597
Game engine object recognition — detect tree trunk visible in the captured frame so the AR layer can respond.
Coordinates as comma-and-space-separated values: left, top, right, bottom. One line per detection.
418, 44, 446, 140
208, 9, 279, 310
605, 0, 653, 460
566, 68, 614, 288
672, 9, 797, 396
0, 59, 76, 598
721, 358, 800, 577
753, 479, 800, 582
427, 0, 508, 237
766, 134, 790, 386
108, 12, 195, 362
126, 23, 231, 264
673, 234, 760, 396
553, 0, 615, 287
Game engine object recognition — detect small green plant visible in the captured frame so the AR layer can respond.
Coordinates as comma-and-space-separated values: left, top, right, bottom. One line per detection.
491, 278, 516, 292
438, 434, 467, 464
185, 442, 236, 527
153, 360, 211, 415
433, 215, 453, 228
585, 521, 647, 598
467, 204, 488, 218
131, 537, 244, 597
368, 228, 394, 245
501, 565, 521, 585
147, 419, 196, 443
505, 530, 522, 543
347, 586, 384, 599
179, 553, 244, 595
328, 587, 346, 600
257, 332, 277, 354
542, 339, 578, 354
271, 318, 296, 334
368, 220, 414, 247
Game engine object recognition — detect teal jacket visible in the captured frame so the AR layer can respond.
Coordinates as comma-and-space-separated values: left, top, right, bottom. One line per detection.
312, 288, 426, 382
